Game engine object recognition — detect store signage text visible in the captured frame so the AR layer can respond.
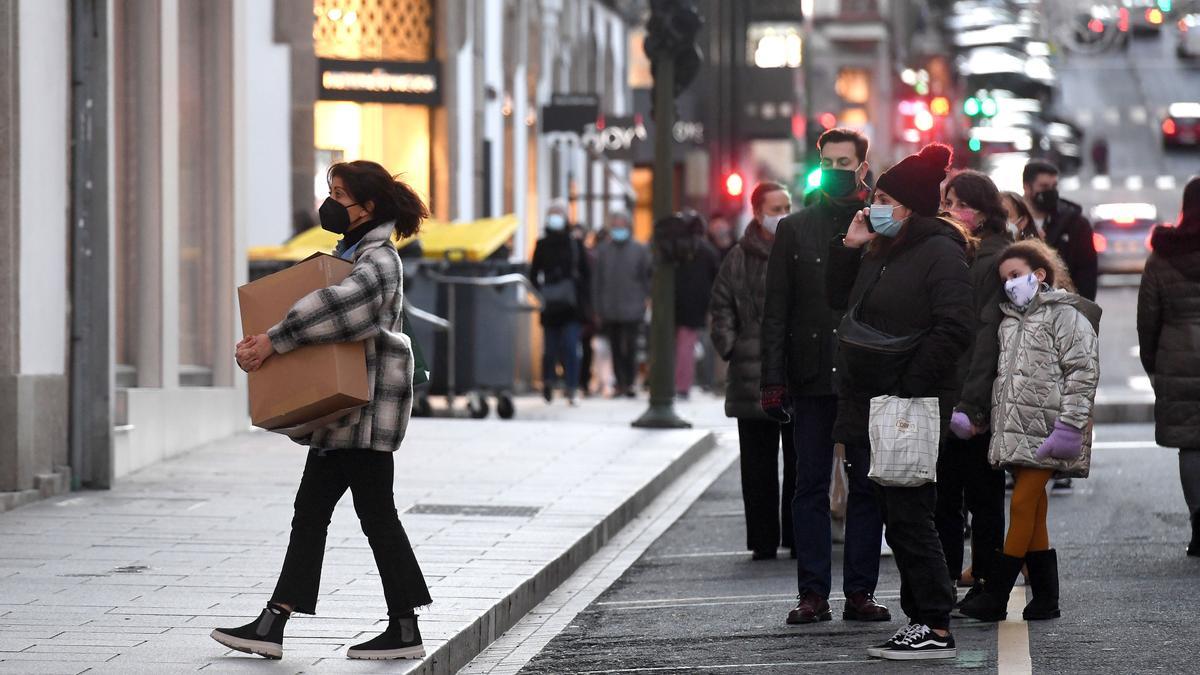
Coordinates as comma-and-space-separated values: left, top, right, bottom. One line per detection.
583, 116, 647, 156
318, 58, 441, 105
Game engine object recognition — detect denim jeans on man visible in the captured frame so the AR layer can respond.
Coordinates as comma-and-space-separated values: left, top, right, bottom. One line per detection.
271, 448, 431, 615
792, 395, 884, 598
543, 321, 583, 395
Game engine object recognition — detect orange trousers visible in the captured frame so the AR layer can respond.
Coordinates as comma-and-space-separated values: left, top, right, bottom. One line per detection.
1003, 467, 1056, 557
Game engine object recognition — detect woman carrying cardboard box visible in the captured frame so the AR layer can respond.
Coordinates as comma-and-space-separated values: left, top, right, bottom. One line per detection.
212, 161, 432, 661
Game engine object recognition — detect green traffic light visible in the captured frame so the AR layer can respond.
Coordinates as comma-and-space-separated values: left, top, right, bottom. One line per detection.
806, 167, 823, 190
1158, 0, 1172, 12
964, 97, 981, 117
968, 137, 982, 152
980, 98, 998, 117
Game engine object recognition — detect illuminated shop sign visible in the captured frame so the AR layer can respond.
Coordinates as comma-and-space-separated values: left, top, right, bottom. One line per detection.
318, 58, 441, 105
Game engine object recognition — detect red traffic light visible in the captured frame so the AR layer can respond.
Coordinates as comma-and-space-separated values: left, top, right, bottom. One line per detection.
724, 172, 744, 197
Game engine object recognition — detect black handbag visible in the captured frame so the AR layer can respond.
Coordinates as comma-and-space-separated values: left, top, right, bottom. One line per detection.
837, 263, 927, 394
540, 239, 580, 312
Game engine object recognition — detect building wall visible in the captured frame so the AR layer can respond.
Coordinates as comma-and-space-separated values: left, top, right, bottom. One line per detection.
0, 0, 71, 502
243, 1, 293, 248
17, 0, 69, 376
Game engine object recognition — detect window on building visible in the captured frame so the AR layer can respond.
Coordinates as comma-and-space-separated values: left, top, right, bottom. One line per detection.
746, 23, 803, 69
627, 28, 652, 88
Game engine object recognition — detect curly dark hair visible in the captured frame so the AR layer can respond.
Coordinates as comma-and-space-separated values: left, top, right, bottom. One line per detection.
945, 170, 1008, 236
327, 160, 429, 238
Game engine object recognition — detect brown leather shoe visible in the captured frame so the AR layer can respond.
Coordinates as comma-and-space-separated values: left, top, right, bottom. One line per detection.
786, 591, 832, 624
842, 591, 892, 622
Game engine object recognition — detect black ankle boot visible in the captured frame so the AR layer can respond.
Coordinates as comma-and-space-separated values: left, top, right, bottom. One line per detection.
210, 603, 289, 659
959, 552, 1024, 622
1189, 518, 1199, 557
1023, 549, 1061, 620
346, 615, 425, 660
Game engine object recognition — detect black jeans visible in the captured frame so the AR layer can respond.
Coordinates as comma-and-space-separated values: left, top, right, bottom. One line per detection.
878, 483, 956, 630
934, 432, 1006, 583
792, 395, 883, 598
737, 418, 796, 553
603, 321, 640, 393
271, 448, 432, 616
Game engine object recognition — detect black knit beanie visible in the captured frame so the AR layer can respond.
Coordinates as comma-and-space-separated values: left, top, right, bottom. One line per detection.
874, 143, 953, 217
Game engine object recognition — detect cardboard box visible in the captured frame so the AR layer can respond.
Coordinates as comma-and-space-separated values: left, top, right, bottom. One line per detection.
237, 253, 370, 436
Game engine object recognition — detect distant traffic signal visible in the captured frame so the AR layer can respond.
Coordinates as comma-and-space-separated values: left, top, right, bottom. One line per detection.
724, 171, 744, 198
964, 93, 998, 118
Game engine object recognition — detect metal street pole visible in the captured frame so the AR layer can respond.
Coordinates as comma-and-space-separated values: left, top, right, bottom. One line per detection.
633, 55, 690, 429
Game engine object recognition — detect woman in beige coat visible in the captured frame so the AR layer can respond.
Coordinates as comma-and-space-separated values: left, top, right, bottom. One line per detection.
960, 240, 1100, 624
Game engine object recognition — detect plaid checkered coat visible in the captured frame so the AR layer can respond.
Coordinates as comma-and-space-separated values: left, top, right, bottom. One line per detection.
267, 222, 414, 453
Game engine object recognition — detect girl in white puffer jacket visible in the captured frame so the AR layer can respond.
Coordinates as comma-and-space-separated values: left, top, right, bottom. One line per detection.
960, 239, 1100, 624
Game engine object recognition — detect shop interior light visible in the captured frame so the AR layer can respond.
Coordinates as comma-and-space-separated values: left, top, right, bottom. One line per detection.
901, 68, 917, 85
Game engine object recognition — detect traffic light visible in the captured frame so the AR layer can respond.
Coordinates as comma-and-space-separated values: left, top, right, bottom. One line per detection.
724, 171, 744, 198
806, 167, 823, 190
964, 92, 997, 118
968, 137, 982, 152
930, 96, 951, 116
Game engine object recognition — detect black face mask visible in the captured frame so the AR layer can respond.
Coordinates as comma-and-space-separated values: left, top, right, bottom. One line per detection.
319, 197, 358, 235
1032, 188, 1059, 214
820, 167, 859, 198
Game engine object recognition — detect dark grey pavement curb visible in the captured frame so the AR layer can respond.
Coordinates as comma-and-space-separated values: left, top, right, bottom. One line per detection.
1094, 400, 1154, 424
410, 431, 718, 675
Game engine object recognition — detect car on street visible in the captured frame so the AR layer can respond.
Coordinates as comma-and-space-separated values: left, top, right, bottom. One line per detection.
1121, 0, 1169, 34
1162, 102, 1200, 148
959, 47, 1058, 102
1178, 14, 1200, 58
1091, 202, 1159, 274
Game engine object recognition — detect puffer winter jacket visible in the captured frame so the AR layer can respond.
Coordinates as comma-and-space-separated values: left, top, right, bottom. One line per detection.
1137, 225, 1200, 449
989, 289, 1102, 478
709, 221, 774, 419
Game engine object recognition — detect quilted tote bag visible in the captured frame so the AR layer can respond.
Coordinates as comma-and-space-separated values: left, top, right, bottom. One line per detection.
867, 395, 940, 487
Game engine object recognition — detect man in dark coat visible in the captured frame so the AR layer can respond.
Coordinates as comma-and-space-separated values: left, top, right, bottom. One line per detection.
760, 128, 890, 625
1023, 160, 1098, 300
674, 213, 720, 398
1138, 176, 1200, 556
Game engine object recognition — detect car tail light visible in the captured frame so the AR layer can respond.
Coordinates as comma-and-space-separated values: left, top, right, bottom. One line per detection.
1094, 232, 1108, 253
1089, 18, 1106, 33
1119, 8, 1130, 32
1114, 216, 1136, 225
1182, 19, 1190, 32
1163, 118, 1178, 135
1147, 8, 1164, 25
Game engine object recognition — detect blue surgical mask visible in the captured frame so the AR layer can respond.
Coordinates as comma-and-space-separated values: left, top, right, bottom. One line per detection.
546, 213, 566, 231
611, 228, 631, 242
868, 204, 904, 238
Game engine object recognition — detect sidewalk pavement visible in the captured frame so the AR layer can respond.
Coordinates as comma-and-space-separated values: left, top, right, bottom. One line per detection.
0, 395, 730, 674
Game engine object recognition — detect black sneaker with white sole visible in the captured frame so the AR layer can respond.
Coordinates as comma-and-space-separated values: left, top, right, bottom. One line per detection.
866, 623, 916, 658
346, 616, 425, 660
210, 603, 289, 659
879, 624, 956, 661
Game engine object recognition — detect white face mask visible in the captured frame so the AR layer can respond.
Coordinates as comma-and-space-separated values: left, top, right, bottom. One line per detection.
1006, 221, 1020, 239
1004, 272, 1040, 309
546, 213, 566, 231
762, 214, 785, 235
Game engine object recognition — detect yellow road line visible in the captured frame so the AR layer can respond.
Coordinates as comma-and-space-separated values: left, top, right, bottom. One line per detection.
997, 587, 1033, 674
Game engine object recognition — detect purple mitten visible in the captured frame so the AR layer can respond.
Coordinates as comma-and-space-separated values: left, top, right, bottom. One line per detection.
949, 411, 974, 440
1035, 420, 1084, 460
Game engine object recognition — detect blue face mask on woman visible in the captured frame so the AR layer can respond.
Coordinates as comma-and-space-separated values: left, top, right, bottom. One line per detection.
868, 204, 904, 238
611, 228, 631, 242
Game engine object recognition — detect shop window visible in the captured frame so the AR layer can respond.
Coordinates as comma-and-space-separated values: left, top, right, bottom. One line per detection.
627, 28, 653, 89
313, 0, 433, 60
835, 67, 871, 105
746, 23, 803, 69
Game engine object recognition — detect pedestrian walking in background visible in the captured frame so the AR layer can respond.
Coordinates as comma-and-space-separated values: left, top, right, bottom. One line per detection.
592, 212, 652, 399
760, 128, 888, 626
707, 211, 736, 259
1023, 160, 1098, 300
935, 171, 1010, 610
1137, 176, 1200, 558
673, 211, 720, 400
213, 161, 433, 661
711, 181, 796, 561
1002, 191, 1040, 241
530, 202, 590, 405
826, 143, 974, 660
578, 224, 603, 397
1090, 137, 1109, 176
960, 239, 1100, 623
